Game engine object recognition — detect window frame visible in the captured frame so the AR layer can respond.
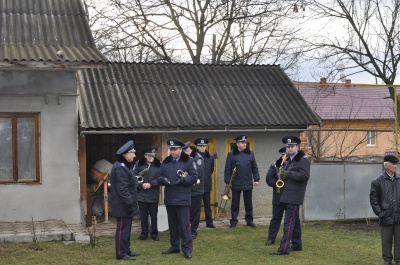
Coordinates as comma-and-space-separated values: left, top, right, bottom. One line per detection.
0, 113, 41, 184
367, 130, 377, 146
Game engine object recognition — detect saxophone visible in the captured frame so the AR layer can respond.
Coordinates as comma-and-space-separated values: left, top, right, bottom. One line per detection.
136, 158, 153, 183
276, 154, 287, 194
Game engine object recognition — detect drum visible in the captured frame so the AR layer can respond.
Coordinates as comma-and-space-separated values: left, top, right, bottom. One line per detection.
157, 205, 169, 232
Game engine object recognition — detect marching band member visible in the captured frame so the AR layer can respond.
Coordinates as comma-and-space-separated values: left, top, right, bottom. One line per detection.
157, 138, 198, 259
133, 146, 161, 241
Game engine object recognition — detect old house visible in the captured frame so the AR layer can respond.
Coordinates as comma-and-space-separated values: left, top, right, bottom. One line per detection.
297, 79, 398, 161
0, 0, 107, 224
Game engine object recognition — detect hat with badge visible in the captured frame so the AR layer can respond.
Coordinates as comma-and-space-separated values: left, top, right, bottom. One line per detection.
182, 141, 191, 150
279, 147, 286, 154
194, 138, 209, 146
282, 136, 301, 146
384, 155, 399, 164
116, 140, 136, 155
167, 138, 185, 148
142, 146, 157, 156
234, 134, 247, 142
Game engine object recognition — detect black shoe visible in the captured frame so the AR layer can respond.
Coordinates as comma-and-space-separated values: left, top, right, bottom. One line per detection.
191, 235, 197, 239
265, 239, 274, 246
162, 248, 180, 254
120, 255, 136, 260
230, 223, 237, 228
139, 235, 148, 240
206, 224, 216, 228
269, 251, 288, 255
290, 247, 302, 251
184, 252, 192, 259
128, 252, 140, 257
247, 223, 256, 228
151, 236, 160, 241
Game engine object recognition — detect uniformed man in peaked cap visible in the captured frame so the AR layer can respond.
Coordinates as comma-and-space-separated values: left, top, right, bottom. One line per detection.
110, 140, 140, 261
132, 146, 161, 241
370, 154, 400, 265
224, 134, 260, 228
183, 141, 205, 239
194, 138, 216, 228
157, 138, 198, 259
270, 136, 310, 255
265, 146, 287, 246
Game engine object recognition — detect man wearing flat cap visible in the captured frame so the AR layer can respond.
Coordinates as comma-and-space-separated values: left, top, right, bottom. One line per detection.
271, 135, 310, 255
157, 138, 198, 259
265, 146, 287, 246
132, 146, 161, 241
109, 140, 140, 261
183, 141, 205, 239
194, 138, 216, 228
370, 155, 400, 265
224, 134, 260, 228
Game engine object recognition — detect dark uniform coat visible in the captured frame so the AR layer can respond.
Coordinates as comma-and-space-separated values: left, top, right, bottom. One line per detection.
279, 150, 310, 205
133, 157, 161, 204
224, 146, 260, 191
370, 171, 400, 226
201, 150, 215, 192
266, 157, 284, 205
110, 157, 136, 217
190, 149, 205, 196
160, 152, 198, 206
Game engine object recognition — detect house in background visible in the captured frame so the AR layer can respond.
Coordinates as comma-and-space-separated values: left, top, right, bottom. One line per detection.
0, 0, 107, 224
77, 62, 320, 221
296, 78, 398, 161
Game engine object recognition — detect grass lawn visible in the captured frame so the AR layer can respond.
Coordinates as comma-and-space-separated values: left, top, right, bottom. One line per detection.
0, 220, 382, 265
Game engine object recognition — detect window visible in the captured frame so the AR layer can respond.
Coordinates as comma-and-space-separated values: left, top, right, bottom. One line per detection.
367, 131, 376, 146
0, 113, 40, 183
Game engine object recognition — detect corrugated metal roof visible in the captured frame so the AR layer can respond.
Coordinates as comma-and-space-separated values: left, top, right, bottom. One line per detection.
77, 62, 320, 130
0, 0, 107, 63
297, 84, 397, 120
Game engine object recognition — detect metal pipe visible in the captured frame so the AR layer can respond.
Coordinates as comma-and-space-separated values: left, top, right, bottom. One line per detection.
80, 127, 396, 136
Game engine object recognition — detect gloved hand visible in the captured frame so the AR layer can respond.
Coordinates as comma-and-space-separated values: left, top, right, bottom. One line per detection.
127, 206, 134, 215
280, 170, 291, 180
157, 177, 171, 186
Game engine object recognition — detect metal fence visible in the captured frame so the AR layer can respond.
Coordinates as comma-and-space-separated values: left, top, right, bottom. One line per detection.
303, 163, 383, 221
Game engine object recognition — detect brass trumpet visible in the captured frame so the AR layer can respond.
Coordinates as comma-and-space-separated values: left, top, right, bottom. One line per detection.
276, 154, 287, 194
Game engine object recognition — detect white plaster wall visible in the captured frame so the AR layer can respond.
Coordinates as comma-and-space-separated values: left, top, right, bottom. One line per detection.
0, 71, 81, 224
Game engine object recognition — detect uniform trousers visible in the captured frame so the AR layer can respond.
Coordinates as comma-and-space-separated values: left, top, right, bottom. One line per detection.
190, 195, 203, 236
138, 201, 158, 238
202, 192, 213, 225
381, 223, 400, 263
277, 203, 302, 254
267, 203, 285, 242
230, 189, 253, 225
166, 205, 193, 254
115, 217, 133, 259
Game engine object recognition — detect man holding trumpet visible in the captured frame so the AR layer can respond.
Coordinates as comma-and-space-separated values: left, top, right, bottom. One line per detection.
270, 136, 310, 255
133, 146, 161, 241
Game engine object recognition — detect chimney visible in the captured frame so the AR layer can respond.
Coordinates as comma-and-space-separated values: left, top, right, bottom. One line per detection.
345, 79, 351, 86
320, 77, 327, 84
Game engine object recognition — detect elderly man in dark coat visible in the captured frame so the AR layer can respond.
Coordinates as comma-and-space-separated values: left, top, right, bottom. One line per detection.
224, 134, 260, 228
157, 138, 198, 259
370, 155, 400, 265
270, 136, 310, 256
110, 140, 140, 261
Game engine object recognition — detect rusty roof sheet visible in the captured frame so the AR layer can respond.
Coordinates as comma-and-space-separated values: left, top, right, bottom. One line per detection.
77, 62, 320, 130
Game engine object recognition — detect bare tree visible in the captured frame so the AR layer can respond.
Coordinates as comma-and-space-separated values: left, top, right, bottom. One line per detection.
84, 0, 303, 71
304, 0, 400, 91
